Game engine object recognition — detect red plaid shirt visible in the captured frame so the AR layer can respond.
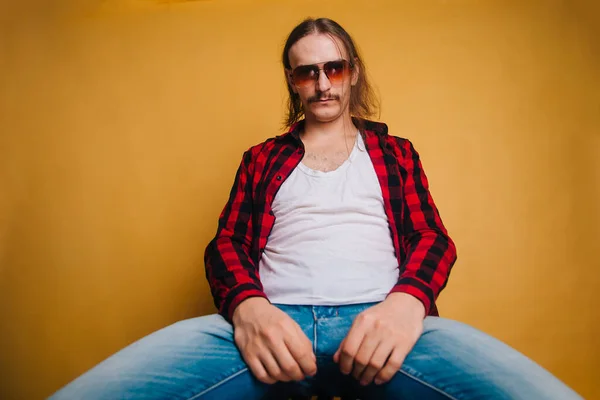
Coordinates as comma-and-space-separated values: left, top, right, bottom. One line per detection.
204, 119, 457, 322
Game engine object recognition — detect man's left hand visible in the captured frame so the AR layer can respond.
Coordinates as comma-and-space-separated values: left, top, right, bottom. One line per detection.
333, 292, 425, 386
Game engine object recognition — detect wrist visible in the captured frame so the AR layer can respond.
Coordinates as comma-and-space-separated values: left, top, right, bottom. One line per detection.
385, 292, 426, 319
232, 296, 270, 326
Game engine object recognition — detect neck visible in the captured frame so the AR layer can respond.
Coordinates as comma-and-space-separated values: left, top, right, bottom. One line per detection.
302, 112, 356, 141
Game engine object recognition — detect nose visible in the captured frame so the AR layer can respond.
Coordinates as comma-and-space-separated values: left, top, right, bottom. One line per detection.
316, 68, 332, 92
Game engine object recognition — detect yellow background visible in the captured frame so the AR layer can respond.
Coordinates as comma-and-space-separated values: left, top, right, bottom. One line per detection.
1, 0, 598, 398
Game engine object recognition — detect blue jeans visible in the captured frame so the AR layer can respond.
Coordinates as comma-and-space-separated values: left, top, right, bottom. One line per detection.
50, 303, 582, 399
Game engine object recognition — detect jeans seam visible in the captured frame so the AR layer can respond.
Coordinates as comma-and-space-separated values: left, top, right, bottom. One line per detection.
397, 368, 460, 400
186, 367, 249, 400
311, 306, 317, 354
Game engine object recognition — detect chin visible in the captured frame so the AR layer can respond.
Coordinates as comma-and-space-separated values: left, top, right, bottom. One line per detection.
308, 108, 343, 123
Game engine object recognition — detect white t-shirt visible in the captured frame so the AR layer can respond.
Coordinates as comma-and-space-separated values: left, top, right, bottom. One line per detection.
259, 133, 399, 305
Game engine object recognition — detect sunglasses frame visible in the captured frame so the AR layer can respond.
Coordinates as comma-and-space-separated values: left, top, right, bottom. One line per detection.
288, 59, 353, 88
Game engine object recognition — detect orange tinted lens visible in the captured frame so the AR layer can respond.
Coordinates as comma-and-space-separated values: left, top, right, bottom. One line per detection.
292, 65, 318, 87
324, 60, 349, 84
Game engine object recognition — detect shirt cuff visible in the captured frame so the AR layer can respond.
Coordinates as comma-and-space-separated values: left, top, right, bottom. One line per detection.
223, 285, 270, 323
389, 277, 435, 315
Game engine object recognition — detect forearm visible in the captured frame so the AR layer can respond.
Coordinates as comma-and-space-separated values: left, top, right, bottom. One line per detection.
389, 228, 456, 314
390, 138, 457, 314
204, 149, 269, 322
204, 236, 268, 322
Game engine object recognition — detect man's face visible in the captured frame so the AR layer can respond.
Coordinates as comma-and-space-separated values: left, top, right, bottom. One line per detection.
287, 33, 358, 124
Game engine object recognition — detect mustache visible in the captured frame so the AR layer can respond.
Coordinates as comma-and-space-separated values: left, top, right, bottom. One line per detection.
308, 94, 340, 103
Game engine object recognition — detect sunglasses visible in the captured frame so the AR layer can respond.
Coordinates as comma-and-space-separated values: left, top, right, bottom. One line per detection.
289, 59, 353, 88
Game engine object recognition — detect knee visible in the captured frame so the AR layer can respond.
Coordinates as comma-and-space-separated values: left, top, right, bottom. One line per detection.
419, 316, 501, 356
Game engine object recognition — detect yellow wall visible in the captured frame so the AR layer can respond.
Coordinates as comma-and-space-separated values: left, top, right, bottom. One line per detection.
1, 0, 598, 398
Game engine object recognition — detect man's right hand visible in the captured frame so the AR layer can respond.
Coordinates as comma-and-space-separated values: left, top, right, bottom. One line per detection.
232, 297, 317, 384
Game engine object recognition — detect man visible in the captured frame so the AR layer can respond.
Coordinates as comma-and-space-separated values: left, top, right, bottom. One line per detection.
51, 17, 581, 400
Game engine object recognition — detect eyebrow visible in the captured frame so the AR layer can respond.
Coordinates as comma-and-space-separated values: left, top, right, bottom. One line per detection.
292, 59, 346, 68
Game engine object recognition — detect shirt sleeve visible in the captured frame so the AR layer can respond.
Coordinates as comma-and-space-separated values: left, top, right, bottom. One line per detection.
204, 150, 269, 322
388, 139, 457, 314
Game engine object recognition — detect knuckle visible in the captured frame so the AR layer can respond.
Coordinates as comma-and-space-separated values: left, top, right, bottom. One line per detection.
254, 371, 270, 382
356, 313, 370, 323
261, 328, 278, 342
276, 319, 288, 330
378, 370, 394, 381
245, 345, 261, 359
295, 348, 310, 359
369, 360, 384, 370
354, 357, 368, 367
378, 365, 398, 381
276, 372, 291, 382
341, 347, 354, 358
282, 364, 298, 376
282, 321, 297, 334
386, 359, 402, 370
374, 320, 393, 333
340, 361, 351, 370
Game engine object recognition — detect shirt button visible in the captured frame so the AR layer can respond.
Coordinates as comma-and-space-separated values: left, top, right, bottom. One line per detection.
276, 175, 282, 181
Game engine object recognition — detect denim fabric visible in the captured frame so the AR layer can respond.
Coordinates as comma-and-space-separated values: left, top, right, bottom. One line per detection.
50, 303, 582, 400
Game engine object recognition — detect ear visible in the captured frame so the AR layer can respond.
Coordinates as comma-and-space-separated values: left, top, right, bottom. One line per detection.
285, 69, 298, 93
351, 58, 360, 86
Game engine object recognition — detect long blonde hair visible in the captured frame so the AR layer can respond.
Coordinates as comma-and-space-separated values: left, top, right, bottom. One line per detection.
282, 17, 380, 129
